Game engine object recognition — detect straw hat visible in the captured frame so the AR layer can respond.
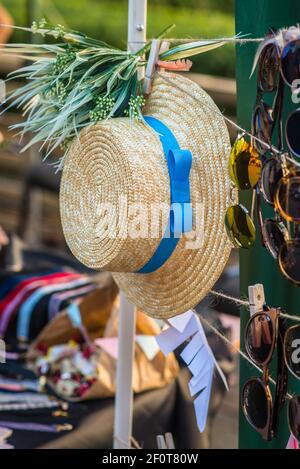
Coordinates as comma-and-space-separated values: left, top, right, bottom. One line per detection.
60, 72, 235, 319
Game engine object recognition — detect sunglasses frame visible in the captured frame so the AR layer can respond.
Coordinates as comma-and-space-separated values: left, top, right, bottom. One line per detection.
228, 134, 262, 190
285, 109, 300, 159
243, 309, 279, 440
242, 377, 273, 441
280, 38, 300, 88
284, 324, 300, 380
243, 309, 290, 440
287, 396, 300, 443
252, 101, 274, 153
225, 203, 256, 249
278, 240, 300, 286
257, 40, 281, 93
243, 306, 300, 441
259, 155, 284, 206
257, 40, 300, 159
274, 173, 300, 224
261, 217, 290, 260
245, 309, 279, 365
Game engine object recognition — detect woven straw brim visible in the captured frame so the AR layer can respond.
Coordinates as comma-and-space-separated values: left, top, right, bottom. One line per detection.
60, 72, 235, 319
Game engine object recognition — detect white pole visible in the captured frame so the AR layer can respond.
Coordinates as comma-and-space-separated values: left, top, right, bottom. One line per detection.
113, 0, 147, 450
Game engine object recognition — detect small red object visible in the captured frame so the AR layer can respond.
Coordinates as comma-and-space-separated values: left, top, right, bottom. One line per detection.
36, 342, 48, 355
157, 59, 192, 71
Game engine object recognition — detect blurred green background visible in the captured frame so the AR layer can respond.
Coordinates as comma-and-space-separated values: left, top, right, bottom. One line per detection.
2, 0, 235, 76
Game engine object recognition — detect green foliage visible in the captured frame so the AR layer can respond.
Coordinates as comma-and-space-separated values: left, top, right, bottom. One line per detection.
4, 20, 230, 164
4, 21, 145, 165
2, 0, 235, 76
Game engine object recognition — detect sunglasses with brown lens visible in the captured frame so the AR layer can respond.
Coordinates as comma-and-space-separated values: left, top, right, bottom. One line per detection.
242, 308, 288, 440
259, 155, 300, 285
243, 308, 300, 441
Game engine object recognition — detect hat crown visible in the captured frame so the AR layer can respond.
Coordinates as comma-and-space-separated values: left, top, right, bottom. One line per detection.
61, 118, 171, 272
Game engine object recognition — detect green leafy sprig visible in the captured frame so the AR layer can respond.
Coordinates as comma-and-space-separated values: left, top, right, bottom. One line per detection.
1, 20, 231, 166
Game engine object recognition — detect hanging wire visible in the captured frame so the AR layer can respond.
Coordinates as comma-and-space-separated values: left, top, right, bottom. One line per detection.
155, 37, 265, 45
210, 289, 250, 307
209, 290, 300, 323
156, 71, 300, 170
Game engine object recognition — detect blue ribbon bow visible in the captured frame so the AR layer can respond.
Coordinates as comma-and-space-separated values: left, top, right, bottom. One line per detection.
136, 116, 193, 274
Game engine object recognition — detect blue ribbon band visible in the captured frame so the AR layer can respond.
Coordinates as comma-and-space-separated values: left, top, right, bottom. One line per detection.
136, 116, 193, 274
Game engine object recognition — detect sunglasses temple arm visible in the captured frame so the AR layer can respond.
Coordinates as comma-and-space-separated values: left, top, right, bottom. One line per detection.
271, 318, 289, 437
250, 189, 256, 221
272, 76, 285, 150
256, 188, 266, 247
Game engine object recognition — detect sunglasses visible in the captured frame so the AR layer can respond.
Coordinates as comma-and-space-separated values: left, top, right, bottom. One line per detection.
274, 169, 300, 224
280, 36, 300, 88
260, 153, 300, 223
253, 43, 284, 154
260, 216, 300, 286
225, 136, 260, 249
242, 308, 300, 441
288, 396, 300, 443
259, 156, 284, 206
228, 144, 300, 283
253, 37, 300, 159
259, 155, 300, 284
226, 138, 276, 252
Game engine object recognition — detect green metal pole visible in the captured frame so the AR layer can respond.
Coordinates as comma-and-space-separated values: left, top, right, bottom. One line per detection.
236, 0, 300, 449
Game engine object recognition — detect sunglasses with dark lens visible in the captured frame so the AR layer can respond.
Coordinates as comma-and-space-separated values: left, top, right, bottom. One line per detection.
258, 153, 300, 285
258, 41, 281, 93
288, 396, 300, 443
275, 170, 300, 224
279, 240, 300, 286
284, 323, 300, 443
260, 156, 283, 206
254, 38, 300, 159
243, 308, 300, 441
258, 31, 300, 89
286, 109, 300, 159
260, 154, 300, 224
242, 309, 287, 440
281, 38, 300, 87
252, 102, 274, 154
284, 324, 300, 380
252, 41, 285, 154
261, 218, 290, 260
260, 219, 300, 286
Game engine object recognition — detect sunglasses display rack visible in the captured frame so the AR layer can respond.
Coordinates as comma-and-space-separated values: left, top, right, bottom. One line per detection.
206, 284, 300, 447
242, 284, 300, 443
235, 2, 300, 449
224, 26, 300, 289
